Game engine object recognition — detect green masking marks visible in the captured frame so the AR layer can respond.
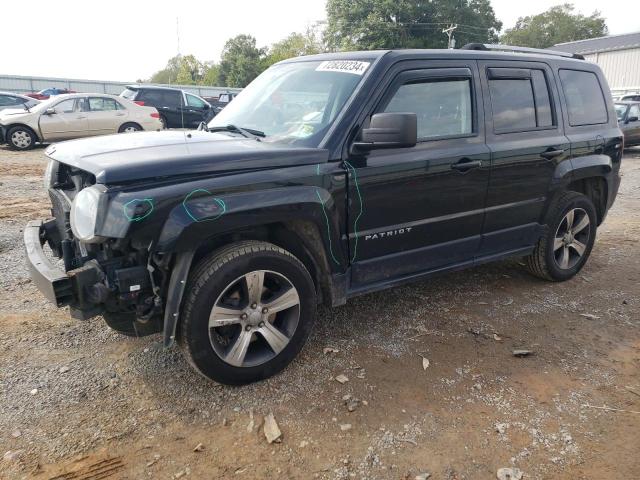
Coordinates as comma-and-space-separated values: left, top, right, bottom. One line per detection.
315, 189, 340, 266
123, 198, 154, 222
344, 161, 363, 263
183, 189, 226, 222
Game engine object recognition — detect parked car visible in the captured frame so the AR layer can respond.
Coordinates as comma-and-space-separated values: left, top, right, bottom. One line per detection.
26, 45, 622, 385
25, 88, 76, 100
120, 85, 212, 129
205, 91, 238, 115
0, 91, 40, 112
0, 93, 162, 150
620, 94, 640, 102
615, 101, 640, 147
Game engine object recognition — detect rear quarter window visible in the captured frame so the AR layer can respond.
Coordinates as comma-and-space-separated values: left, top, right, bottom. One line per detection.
559, 69, 608, 126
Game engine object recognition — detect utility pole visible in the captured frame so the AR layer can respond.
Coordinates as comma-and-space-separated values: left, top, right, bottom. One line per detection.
442, 24, 458, 49
176, 17, 181, 55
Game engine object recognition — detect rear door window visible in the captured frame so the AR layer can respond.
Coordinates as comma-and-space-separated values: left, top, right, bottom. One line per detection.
163, 91, 183, 108
487, 68, 555, 133
88, 97, 119, 111
559, 69, 608, 126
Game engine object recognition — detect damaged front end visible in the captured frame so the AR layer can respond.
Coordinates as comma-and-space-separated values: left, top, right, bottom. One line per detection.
25, 159, 167, 337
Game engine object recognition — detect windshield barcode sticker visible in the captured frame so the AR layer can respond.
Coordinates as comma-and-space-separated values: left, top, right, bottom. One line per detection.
316, 60, 370, 75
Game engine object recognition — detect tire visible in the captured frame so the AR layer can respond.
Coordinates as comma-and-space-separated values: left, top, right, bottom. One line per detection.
526, 191, 597, 281
118, 122, 142, 133
6, 126, 36, 150
179, 241, 316, 385
159, 115, 168, 129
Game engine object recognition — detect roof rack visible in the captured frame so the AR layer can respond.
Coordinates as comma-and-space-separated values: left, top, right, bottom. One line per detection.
461, 43, 585, 60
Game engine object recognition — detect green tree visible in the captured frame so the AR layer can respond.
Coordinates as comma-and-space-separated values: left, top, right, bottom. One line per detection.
149, 54, 182, 84
175, 55, 204, 85
264, 28, 324, 67
218, 35, 266, 88
201, 61, 220, 86
501, 4, 607, 49
325, 0, 501, 51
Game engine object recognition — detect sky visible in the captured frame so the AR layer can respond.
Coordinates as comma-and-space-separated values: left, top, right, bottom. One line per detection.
2, 0, 638, 82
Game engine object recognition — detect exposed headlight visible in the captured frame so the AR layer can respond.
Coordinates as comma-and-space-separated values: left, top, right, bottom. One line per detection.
43, 160, 56, 190
70, 186, 105, 243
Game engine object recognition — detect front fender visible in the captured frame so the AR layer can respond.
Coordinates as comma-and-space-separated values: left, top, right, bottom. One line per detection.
155, 185, 347, 271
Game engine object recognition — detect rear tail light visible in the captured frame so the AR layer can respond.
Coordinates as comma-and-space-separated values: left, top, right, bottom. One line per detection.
150, 112, 160, 118
134, 101, 145, 106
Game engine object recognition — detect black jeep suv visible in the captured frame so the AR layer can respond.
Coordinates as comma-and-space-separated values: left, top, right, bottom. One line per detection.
26, 45, 623, 385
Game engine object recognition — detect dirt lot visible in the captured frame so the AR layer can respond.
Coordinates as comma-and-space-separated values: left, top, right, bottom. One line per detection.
0, 145, 639, 480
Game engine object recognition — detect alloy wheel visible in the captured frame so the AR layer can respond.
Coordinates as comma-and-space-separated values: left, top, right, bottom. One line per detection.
123, 126, 139, 133
553, 207, 590, 270
208, 270, 300, 367
11, 130, 31, 149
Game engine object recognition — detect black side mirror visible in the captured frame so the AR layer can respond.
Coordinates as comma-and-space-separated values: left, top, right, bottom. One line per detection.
352, 113, 417, 152
626, 116, 639, 124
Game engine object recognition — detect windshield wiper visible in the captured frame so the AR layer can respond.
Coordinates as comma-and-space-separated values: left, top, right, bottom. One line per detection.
206, 124, 265, 140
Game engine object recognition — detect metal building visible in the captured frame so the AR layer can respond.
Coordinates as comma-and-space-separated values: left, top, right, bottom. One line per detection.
551, 32, 640, 97
0, 74, 241, 98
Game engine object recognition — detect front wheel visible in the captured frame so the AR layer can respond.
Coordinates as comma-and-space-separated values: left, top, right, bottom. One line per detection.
7, 126, 36, 150
179, 241, 317, 385
526, 191, 597, 281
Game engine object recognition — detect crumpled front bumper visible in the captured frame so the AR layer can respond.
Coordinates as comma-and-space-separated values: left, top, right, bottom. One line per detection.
24, 220, 74, 307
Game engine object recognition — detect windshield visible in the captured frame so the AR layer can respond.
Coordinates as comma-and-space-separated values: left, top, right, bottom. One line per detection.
208, 59, 372, 147
614, 104, 628, 121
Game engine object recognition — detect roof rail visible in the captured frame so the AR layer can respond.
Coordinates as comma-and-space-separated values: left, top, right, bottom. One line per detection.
461, 43, 585, 60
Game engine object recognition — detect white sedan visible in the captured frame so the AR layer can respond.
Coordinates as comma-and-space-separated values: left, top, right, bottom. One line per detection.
0, 93, 163, 150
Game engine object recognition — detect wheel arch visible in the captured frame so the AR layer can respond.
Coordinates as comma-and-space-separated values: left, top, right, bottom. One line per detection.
5, 123, 41, 142
118, 122, 142, 133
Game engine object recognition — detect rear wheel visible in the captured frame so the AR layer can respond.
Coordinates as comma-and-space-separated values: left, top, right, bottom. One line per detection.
159, 115, 168, 129
526, 191, 597, 281
118, 122, 142, 133
7, 126, 36, 150
179, 241, 316, 385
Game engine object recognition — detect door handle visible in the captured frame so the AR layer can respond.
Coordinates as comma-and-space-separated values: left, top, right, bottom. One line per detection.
76, 116, 86, 119
540, 149, 564, 159
451, 159, 482, 172
115, 113, 125, 117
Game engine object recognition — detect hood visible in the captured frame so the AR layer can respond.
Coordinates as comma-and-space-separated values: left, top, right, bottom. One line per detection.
46, 130, 330, 184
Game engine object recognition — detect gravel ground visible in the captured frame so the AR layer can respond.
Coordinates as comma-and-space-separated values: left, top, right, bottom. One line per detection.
0, 145, 639, 480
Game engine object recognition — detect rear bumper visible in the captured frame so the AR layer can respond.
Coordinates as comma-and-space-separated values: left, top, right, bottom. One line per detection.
24, 220, 74, 307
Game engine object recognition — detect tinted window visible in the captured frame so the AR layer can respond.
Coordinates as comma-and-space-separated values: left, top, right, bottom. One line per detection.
489, 79, 536, 131
139, 90, 163, 104
54, 99, 76, 113
88, 97, 118, 111
488, 69, 556, 132
383, 78, 473, 140
531, 70, 554, 127
186, 93, 206, 108
164, 91, 182, 107
559, 69, 608, 126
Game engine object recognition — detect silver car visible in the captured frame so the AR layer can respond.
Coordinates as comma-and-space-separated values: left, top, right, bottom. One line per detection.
0, 93, 163, 150
0, 91, 40, 112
